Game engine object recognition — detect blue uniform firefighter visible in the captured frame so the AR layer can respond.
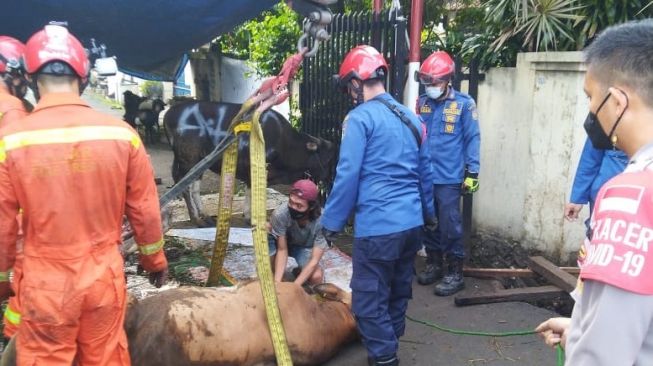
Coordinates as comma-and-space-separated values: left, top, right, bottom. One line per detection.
415, 51, 481, 296
564, 138, 628, 231
321, 45, 436, 366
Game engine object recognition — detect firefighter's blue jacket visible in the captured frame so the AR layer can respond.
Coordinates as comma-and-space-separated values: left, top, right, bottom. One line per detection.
322, 93, 435, 237
416, 89, 480, 183
570, 138, 628, 209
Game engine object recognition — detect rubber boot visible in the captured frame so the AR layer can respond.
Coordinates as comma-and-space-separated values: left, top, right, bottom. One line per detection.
417, 250, 443, 285
434, 255, 465, 296
368, 355, 399, 366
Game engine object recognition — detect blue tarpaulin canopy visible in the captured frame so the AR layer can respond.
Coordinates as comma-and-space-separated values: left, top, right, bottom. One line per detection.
1, 0, 278, 81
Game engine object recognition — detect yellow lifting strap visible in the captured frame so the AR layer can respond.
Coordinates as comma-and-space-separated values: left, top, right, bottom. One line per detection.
207, 100, 293, 366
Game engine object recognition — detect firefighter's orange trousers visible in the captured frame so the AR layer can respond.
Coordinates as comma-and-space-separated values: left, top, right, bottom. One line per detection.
15, 242, 130, 366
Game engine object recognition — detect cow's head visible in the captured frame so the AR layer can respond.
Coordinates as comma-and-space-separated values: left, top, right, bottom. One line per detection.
152, 98, 167, 114
303, 135, 336, 183
313, 283, 352, 309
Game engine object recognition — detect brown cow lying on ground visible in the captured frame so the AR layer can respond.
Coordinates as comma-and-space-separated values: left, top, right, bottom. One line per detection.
0, 282, 357, 366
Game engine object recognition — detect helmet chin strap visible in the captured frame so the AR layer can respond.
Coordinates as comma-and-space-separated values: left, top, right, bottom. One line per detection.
437, 84, 450, 101
3, 73, 27, 99
28, 75, 40, 101
348, 80, 365, 106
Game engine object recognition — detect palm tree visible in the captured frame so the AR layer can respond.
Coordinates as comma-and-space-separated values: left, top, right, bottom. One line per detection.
485, 0, 584, 52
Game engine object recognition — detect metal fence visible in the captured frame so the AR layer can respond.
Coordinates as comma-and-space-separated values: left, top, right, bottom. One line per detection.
299, 9, 407, 198
299, 9, 408, 143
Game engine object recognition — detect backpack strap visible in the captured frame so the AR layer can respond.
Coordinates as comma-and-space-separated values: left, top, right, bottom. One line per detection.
373, 96, 421, 147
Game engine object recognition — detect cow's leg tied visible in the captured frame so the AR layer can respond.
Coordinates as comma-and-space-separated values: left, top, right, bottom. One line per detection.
243, 186, 251, 223
183, 180, 205, 227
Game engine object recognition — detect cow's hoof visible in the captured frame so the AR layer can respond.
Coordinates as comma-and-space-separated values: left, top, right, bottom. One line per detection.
193, 216, 216, 228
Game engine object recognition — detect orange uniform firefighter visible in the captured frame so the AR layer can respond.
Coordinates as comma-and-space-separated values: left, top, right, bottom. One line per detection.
0, 35, 29, 340
0, 24, 168, 365
0, 36, 29, 124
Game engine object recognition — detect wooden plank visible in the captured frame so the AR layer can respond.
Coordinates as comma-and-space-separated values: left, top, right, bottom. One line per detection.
454, 286, 567, 306
463, 267, 579, 279
463, 268, 534, 278
528, 256, 578, 293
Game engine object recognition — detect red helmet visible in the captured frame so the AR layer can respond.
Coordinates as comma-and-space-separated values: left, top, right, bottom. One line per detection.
24, 24, 90, 79
335, 45, 388, 90
415, 51, 455, 85
0, 36, 25, 74
290, 179, 319, 202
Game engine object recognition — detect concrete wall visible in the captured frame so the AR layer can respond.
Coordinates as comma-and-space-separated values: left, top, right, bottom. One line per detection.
188, 52, 290, 119
219, 56, 262, 104
218, 56, 290, 119
474, 52, 590, 261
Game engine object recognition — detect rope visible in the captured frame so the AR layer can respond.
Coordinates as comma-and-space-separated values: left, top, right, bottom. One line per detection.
405, 315, 565, 366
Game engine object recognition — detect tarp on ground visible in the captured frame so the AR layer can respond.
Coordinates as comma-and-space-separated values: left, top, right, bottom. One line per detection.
0, 0, 278, 80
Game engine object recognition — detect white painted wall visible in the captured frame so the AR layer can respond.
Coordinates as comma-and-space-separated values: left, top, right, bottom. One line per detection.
474, 52, 591, 261
220, 56, 261, 104
219, 56, 290, 119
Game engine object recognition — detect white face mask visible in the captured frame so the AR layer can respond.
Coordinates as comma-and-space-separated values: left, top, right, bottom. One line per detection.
426, 86, 444, 99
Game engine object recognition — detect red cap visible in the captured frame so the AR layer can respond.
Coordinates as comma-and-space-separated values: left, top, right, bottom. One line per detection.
290, 179, 319, 202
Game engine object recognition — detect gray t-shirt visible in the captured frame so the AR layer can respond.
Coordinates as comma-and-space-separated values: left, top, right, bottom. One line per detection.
566, 280, 653, 365
269, 204, 328, 250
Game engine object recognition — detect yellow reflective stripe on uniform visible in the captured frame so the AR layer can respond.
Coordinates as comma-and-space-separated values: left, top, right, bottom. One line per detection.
138, 239, 164, 255
4, 305, 21, 326
0, 139, 6, 163
0, 271, 8, 282
2, 125, 141, 153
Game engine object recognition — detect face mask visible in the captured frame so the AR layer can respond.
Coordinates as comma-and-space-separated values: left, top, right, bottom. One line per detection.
288, 206, 308, 220
583, 90, 628, 150
425, 86, 444, 100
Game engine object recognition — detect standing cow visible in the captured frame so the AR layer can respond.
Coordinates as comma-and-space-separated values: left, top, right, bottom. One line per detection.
163, 101, 336, 227
122, 90, 143, 128
137, 98, 166, 145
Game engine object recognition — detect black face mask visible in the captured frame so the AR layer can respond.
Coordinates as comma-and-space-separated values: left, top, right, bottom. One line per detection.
583, 90, 628, 150
288, 206, 308, 220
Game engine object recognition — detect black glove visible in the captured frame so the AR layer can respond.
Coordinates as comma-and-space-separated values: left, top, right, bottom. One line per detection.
321, 227, 339, 246
424, 216, 438, 232
148, 269, 168, 288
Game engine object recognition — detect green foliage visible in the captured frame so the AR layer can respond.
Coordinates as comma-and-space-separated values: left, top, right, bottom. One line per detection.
140, 80, 163, 98
289, 91, 302, 129
485, 0, 584, 52
573, 0, 653, 48
218, 2, 301, 76
404, 0, 652, 69
477, 0, 652, 57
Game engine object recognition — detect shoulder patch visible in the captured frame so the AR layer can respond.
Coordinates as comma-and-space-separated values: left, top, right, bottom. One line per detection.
469, 103, 479, 121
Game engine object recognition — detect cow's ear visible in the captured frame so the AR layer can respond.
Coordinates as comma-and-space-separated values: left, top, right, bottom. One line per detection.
306, 141, 318, 151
